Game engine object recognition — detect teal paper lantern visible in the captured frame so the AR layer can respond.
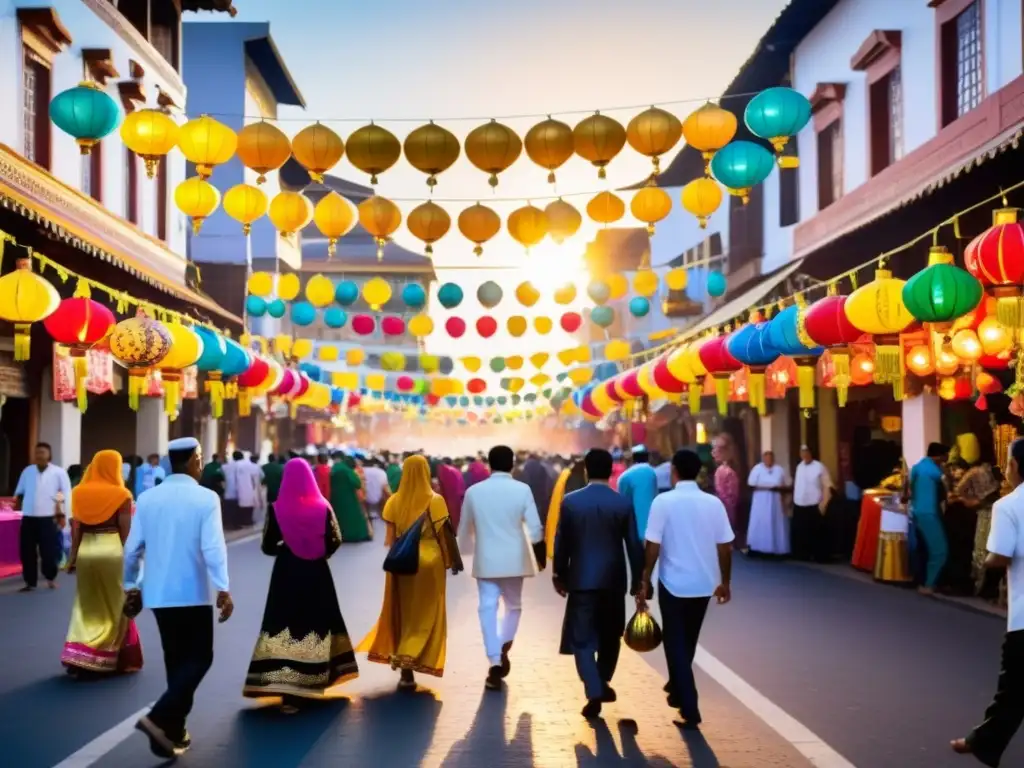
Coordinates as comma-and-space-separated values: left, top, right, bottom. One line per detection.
402, 283, 427, 309
220, 339, 252, 377
511, 395, 522, 405
629, 296, 650, 318
587, 280, 611, 306
477, 280, 503, 309
707, 271, 727, 297
438, 282, 464, 309
335, 280, 359, 306
246, 295, 267, 317
710, 141, 776, 202
49, 82, 120, 153
267, 299, 286, 318
194, 327, 227, 372
291, 301, 316, 326
591, 305, 615, 329
323, 307, 347, 328
744, 87, 812, 160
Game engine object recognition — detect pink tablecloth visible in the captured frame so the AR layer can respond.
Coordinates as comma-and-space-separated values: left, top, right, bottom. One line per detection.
0, 510, 21, 579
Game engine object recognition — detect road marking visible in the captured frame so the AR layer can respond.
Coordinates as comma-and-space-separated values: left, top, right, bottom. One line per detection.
695, 646, 857, 768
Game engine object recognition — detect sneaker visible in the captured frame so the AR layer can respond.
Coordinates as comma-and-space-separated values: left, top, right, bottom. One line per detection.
173, 731, 192, 755
135, 716, 175, 759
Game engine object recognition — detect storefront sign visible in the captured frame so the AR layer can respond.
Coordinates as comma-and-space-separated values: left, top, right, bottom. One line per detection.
52, 346, 113, 402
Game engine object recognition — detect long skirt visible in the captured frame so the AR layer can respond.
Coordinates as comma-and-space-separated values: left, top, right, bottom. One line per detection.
747, 494, 790, 555
335, 498, 373, 543
358, 536, 448, 677
61, 532, 143, 674
243, 551, 358, 699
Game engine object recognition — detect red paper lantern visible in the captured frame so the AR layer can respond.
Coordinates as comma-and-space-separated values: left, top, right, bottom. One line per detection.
617, 369, 644, 399
965, 208, 1024, 326
698, 335, 742, 414
652, 355, 685, 394
804, 296, 862, 346
476, 315, 498, 338
347, 392, 362, 408
397, 375, 414, 392
445, 316, 467, 338
560, 312, 582, 333
273, 368, 298, 396
580, 389, 602, 419
293, 372, 311, 398
467, 377, 486, 394
43, 287, 116, 411
979, 351, 1012, 370
237, 355, 270, 388
426, 393, 440, 406
381, 316, 406, 336
352, 314, 376, 336
603, 379, 624, 404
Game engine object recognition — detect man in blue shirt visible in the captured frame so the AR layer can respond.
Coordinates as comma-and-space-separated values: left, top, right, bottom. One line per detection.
618, 445, 659, 540
908, 442, 949, 595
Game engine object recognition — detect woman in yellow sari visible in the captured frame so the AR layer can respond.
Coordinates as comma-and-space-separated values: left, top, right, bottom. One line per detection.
357, 455, 462, 688
62, 450, 141, 675
545, 459, 587, 560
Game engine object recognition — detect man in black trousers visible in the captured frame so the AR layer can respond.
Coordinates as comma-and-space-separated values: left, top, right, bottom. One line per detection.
553, 448, 643, 719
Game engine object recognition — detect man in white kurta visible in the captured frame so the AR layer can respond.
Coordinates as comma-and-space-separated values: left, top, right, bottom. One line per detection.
746, 450, 791, 555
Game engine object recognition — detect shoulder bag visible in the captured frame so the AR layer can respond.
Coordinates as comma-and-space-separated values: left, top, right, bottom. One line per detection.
383, 508, 434, 574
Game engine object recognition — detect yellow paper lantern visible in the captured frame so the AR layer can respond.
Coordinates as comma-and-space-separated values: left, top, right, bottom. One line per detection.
553, 284, 577, 306
530, 373, 549, 386
408, 314, 434, 338
461, 356, 482, 373
633, 270, 659, 298
406, 201, 451, 255
345, 348, 365, 366
108, 310, 172, 410
277, 273, 301, 301
507, 204, 548, 250
605, 339, 631, 361
666, 268, 689, 291
607, 273, 629, 300
574, 112, 627, 179
177, 115, 237, 179
291, 122, 344, 183
0, 258, 60, 360
978, 317, 1012, 355
587, 191, 625, 225
358, 195, 402, 261
505, 316, 527, 337
637, 363, 666, 399
682, 102, 738, 174
935, 347, 960, 376
222, 183, 267, 235
630, 186, 673, 235
248, 271, 274, 297
504, 378, 525, 394
530, 353, 549, 369
159, 324, 203, 418
545, 199, 583, 244
381, 351, 406, 371
346, 123, 401, 185
626, 106, 683, 178
906, 345, 934, 377
333, 371, 359, 389
403, 121, 460, 188
591, 383, 617, 414
301, 382, 332, 410
120, 108, 179, 178
318, 345, 339, 362
291, 338, 314, 359
844, 268, 913, 383
305, 274, 335, 308
681, 177, 723, 228
457, 203, 501, 257
524, 117, 574, 184
568, 367, 593, 386
274, 335, 293, 358
464, 119, 522, 187
420, 355, 440, 372
951, 329, 983, 361
174, 177, 220, 234
313, 191, 357, 258
268, 191, 314, 236
666, 345, 696, 383
362, 277, 392, 311
682, 339, 708, 378
235, 121, 291, 184
534, 316, 554, 334
515, 282, 541, 307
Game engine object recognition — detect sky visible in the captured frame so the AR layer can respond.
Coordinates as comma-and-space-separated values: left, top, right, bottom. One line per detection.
196, 0, 790, 358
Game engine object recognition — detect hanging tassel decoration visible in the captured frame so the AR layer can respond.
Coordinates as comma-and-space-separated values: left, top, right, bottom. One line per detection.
163, 372, 181, 419
748, 369, 767, 416
873, 335, 901, 384
831, 347, 851, 408
993, 287, 1024, 330
225, 379, 239, 399
13, 323, 31, 361
205, 371, 225, 418
238, 387, 252, 417
688, 382, 701, 413
714, 375, 729, 416
797, 360, 816, 410
127, 370, 146, 411
72, 351, 89, 412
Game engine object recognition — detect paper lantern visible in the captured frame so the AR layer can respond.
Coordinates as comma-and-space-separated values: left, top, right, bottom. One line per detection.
464, 119, 522, 187
437, 282, 464, 309
805, 295, 863, 406
0, 258, 58, 360
407, 200, 451, 254
976, 370, 1003, 395
534, 316, 554, 334
682, 102, 738, 174
561, 312, 582, 333
235, 120, 291, 183
530, 353, 549, 369
220, 182, 267, 236
246, 296, 267, 317
457, 203, 501, 256
445, 317, 467, 338
334, 280, 358, 307
514, 282, 540, 308
587, 280, 611, 305
710, 140, 775, 203
175, 177, 220, 234
951, 329, 983, 361
407, 314, 434, 338
978, 316, 1012, 355
507, 316, 528, 337
844, 268, 912, 388
707, 271, 727, 297
699, 335, 743, 414
267, 299, 286, 319
627, 296, 651, 319
605, 340, 631, 362
587, 191, 625, 225
467, 378, 487, 395
590, 382, 618, 414
476, 316, 498, 338
767, 305, 823, 407
352, 314, 376, 336
291, 338, 314, 360
630, 186, 673, 234
268, 191, 314, 236
617, 369, 645, 399
574, 112, 626, 179
605, 274, 627, 300
906, 345, 934, 378
381, 316, 406, 336
362, 277, 393, 311
120, 108, 179, 177
291, 123, 344, 183
902, 246, 982, 329
652, 355, 686, 395
401, 283, 427, 310
381, 351, 406, 371
358, 195, 402, 260
304, 274, 335, 308
489, 357, 506, 374
277, 273, 301, 301
523, 117, 574, 184
627, 106, 682, 178
681, 177, 723, 228
364, 372, 385, 392
314, 191, 357, 258
666, 268, 689, 291
177, 115, 237, 179
553, 284, 577, 306
159, 324, 204, 418
43, 282, 115, 410
507, 204, 548, 250
591, 306, 615, 329
477, 281, 504, 309
964, 208, 1024, 327
544, 198, 583, 244
743, 87, 812, 166
403, 121, 460, 187
323, 307, 347, 328
109, 310, 172, 410
290, 301, 316, 327
346, 348, 365, 366
850, 353, 875, 386
633, 270, 659, 298
50, 81, 120, 154
247, 271, 274, 298
346, 123, 401, 184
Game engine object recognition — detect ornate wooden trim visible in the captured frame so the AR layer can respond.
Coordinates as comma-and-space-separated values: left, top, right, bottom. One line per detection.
810, 83, 846, 132
82, 48, 119, 85
17, 8, 72, 62
156, 86, 179, 112
128, 59, 145, 79
851, 30, 901, 72
117, 81, 146, 114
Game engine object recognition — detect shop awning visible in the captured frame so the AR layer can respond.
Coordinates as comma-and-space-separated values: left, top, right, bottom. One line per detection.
0, 144, 242, 326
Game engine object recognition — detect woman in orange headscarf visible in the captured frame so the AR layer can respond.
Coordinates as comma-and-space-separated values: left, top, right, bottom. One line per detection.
357, 455, 462, 688
62, 450, 141, 675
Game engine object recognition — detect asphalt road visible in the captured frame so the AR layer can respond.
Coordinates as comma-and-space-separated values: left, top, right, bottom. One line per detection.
0, 522, 1020, 767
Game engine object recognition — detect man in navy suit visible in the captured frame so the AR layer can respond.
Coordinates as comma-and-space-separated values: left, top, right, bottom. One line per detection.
553, 448, 644, 718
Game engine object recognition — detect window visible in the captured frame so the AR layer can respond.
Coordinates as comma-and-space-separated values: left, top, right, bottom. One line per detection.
82, 144, 102, 201
869, 66, 904, 175
156, 156, 168, 240
817, 121, 842, 209
125, 147, 139, 224
939, 0, 984, 126
22, 48, 50, 168
779, 136, 800, 226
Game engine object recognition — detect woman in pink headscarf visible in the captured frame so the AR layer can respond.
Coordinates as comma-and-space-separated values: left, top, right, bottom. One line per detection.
242, 458, 358, 712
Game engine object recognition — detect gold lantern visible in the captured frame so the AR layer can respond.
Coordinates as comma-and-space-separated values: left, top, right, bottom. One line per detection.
108, 309, 172, 410
624, 608, 662, 652
0, 258, 60, 360
507, 204, 548, 250
176, 115, 237, 179
406, 201, 451, 254
626, 106, 683, 179
357, 196, 402, 261
174, 177, 221, 234
464, 119, 522, 187
682, 102, 738, 174
457, 203, 501, 256
403, 121, 460, 188
681, 177, 723, 228
120, 108, 179, 178
291, 122, 345, 183
545, 198, 582, 244
346, 122, 401, 184
523, 116, 574, 184
630, 186, 672, 234
235, 121, 291, 184
573, 112, 627, 179
587, 191, 625, 225
313, 191, 357, 258
158, 323, 203, 419
268, 191, 314, 236
222, 183, 268, 235
362, 277, 392, 311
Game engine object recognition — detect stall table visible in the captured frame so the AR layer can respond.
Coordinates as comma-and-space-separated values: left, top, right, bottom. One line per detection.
0, 507, 21, 579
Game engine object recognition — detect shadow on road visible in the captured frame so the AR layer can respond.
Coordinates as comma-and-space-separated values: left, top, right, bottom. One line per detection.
440, 690, 532, 766
230, 698, 351, 768
574, 718, 707, 766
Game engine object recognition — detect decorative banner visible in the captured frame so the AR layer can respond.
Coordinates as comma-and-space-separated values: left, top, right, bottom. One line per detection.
53, 346, 115, 401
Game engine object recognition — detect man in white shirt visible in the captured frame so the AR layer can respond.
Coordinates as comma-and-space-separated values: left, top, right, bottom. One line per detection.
14, 442, 71, 592
363, 459, 390, 520
953, 438, 1024, 766
123, 437, 232, 759
791, 445, 833, 562
234, 453, 262, 528
638, 449, 734, 729
222, 451, 241, 529
138, 453, 166, 495
459, 445, 545, 691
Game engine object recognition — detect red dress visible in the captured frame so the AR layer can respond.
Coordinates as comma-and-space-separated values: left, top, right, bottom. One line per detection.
314, 464, 331, 500
852, 492, 884, 571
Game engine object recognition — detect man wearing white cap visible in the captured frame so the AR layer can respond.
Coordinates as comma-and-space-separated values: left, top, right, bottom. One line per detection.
123, 436, 233, 758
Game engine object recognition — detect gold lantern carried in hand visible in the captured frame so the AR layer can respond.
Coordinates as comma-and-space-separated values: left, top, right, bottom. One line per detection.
623, 607, 662, 652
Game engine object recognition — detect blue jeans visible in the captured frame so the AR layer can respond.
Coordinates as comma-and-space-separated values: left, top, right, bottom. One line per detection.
914, 513, 948, 588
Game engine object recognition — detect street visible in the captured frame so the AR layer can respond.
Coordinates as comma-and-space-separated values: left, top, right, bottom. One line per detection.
1, 524, 1021, 768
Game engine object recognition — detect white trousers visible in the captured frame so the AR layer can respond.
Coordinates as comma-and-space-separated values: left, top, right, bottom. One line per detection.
477, 577, 524, 666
